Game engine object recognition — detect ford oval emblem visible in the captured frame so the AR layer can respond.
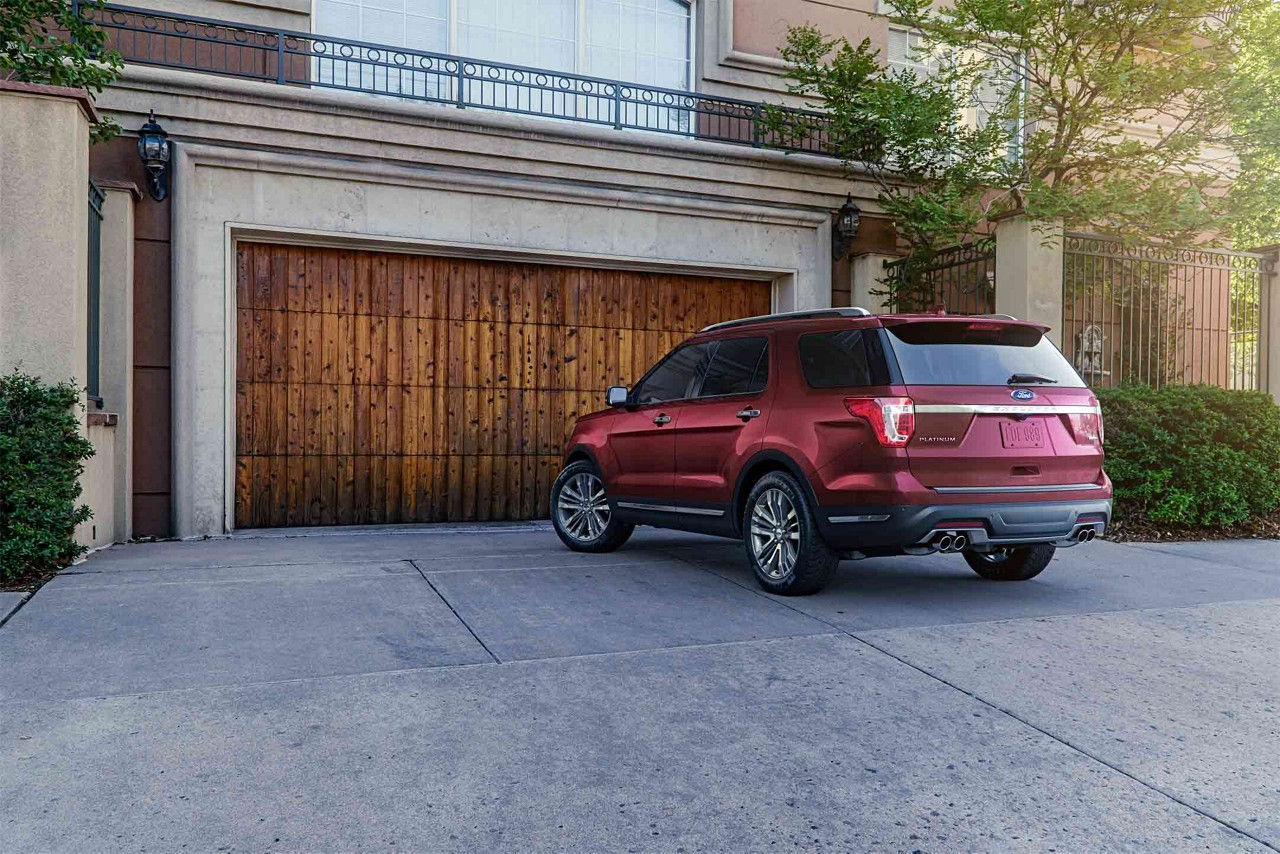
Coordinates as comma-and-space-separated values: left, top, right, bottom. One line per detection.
1011, 389, 1036, 401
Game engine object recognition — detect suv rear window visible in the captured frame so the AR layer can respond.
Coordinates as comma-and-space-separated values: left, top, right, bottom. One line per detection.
884, 321, 1085, 387
798, 329, 893, 388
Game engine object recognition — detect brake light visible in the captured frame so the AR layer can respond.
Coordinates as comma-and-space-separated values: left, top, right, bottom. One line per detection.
844, 396, 915, 447
1068, 408, 1104, 446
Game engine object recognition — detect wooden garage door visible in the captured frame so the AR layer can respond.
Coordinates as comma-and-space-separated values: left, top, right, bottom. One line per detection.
234, 244, 771, 528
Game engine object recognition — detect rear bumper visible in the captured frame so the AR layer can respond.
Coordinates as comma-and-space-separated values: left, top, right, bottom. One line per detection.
817, 498, 1112, 554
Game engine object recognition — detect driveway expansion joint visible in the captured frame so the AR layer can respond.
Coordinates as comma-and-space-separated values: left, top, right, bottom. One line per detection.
658, 546, 1279, 852
408, 559, 502, 664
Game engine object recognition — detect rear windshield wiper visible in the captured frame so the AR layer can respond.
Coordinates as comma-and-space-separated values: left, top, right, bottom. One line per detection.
1007, 373, 1058, 385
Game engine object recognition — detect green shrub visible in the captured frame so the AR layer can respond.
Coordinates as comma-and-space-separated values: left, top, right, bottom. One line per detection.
0, 372, 95, 583
1098, 385, 1280, 528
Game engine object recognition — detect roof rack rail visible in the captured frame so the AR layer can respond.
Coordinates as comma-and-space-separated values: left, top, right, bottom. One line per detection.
700, 306, 871, 333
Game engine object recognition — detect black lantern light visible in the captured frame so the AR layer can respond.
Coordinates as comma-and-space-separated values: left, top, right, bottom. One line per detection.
136, 111, 171, 201
831, 194, 861, 259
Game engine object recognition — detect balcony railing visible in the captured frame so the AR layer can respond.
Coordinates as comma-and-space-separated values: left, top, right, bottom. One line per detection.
82, 2, 836, 157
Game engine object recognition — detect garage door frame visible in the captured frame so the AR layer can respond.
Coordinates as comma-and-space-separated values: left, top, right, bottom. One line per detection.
221, 224, 794, 531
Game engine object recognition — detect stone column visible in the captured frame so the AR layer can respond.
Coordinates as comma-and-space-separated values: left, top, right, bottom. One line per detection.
994, 214, 1065, 345
97, 181, 139, 541
850, 253, 895, 314
0, 81, 96, 383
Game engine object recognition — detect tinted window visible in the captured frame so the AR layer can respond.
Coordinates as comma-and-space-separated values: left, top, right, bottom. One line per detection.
633, 343, 712, 403
885, 322, 1085, 387
798, 329, 893, 388
699, 337, 768, 397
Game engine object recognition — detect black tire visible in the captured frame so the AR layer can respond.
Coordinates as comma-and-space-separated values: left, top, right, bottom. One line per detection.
550, 460, 634, 553
963, 544, 1056, 581
742, 471, 838, 595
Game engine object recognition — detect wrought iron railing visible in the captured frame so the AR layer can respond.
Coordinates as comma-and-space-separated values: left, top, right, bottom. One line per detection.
1062, 233, 1275, 391
882, 240, 996, 314
81, 2, 836, 156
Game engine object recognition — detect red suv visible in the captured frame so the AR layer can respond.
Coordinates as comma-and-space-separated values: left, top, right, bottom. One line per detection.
551, 308, 1111, 594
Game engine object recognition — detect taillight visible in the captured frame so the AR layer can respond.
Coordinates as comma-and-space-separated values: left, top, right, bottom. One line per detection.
1068, 408, 1104, 446
844, 396, 915, 447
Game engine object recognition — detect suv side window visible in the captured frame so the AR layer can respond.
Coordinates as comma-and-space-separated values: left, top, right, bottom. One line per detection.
698, 337, 768, 397
798, 329, 893, 387
632, 342, 712, 404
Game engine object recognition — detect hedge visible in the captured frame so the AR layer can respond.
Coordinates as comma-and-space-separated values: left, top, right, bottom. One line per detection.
0, 372, 95, 584
1097, 385, 1280, 528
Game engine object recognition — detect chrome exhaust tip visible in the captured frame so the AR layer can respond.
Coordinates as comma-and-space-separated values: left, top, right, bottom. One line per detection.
937, 534, 955, 552
1076, 528, 1094, 543
953, 533, 968, 550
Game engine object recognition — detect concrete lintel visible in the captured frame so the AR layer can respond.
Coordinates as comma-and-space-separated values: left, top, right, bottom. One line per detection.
0, 79, 99, 124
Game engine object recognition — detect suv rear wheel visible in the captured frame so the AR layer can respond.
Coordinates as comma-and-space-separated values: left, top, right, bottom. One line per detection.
743, 472, 838, 595
963, 544, 1055, 581
551, 461, 634, 553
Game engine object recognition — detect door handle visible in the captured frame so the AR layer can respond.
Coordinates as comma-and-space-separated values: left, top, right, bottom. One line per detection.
736, 408, 762, 421
652, 414, 672, 426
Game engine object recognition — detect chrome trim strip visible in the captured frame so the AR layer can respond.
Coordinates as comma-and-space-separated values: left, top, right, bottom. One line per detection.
932, 483, 1105, 494
915, 404, 1099, 415
828, 514, 891, 523
616, 501, 725, 517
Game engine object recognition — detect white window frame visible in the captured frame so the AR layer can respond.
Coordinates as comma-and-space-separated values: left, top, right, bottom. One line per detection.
312, 0, 695, 92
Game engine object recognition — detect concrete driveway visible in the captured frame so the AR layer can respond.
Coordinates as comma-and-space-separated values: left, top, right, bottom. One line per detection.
1, 526, 1278, 852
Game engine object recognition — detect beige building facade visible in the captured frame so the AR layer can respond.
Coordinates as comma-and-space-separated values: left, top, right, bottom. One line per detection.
4, 0, 1275, 543
67, 0, 906, 538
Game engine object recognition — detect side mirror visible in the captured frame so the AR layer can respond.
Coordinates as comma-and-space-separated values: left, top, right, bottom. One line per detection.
605, 386, 629, 407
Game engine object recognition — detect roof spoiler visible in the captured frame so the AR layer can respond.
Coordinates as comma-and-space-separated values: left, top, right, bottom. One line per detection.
701, 306, 871, 333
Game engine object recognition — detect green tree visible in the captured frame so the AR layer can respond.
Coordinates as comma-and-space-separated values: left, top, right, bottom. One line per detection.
1227, 2, 1280, 250
768, 29, 1008, 253
0, 0, 122, 140
766, 27, 1011, 305
772, 0, 1280, 281
884, 0, 1280, 244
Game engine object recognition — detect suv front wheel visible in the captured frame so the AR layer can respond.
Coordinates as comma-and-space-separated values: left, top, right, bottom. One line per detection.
963, 544, 1055, 581
743, 472, 838, 595
551, 461, 635, 553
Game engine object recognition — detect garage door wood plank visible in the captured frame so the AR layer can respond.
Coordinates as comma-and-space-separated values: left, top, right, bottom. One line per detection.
235, 244, 769, 527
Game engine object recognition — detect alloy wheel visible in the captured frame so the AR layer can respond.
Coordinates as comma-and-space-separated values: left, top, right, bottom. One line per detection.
750, 487, 800, 579
556, 472, 610, 542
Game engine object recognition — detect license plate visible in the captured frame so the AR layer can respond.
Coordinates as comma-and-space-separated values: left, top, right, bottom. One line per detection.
1000, 419, 1044, 449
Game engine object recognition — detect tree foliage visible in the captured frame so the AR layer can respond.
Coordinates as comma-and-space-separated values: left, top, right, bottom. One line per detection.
772, 0, 1280, 266
0, 0, 122, 140
768, 27, 1007, 260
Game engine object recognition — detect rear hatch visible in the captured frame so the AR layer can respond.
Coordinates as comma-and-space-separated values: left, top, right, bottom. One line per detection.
881, 318, 1104, 492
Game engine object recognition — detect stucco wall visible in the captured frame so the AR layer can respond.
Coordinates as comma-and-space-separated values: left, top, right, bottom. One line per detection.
0, 83, 134, 549
700, 0, 888, 100
77, 422, 119, 548
0, 85, 90, 386
96, 66, 883, 536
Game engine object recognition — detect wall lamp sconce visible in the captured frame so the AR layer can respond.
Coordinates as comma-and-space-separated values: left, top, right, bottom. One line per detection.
831, 194, 862, 260
136, 111, 171, 201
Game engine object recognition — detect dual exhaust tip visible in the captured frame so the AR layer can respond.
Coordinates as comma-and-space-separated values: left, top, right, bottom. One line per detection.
933, 526, 1095, 552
